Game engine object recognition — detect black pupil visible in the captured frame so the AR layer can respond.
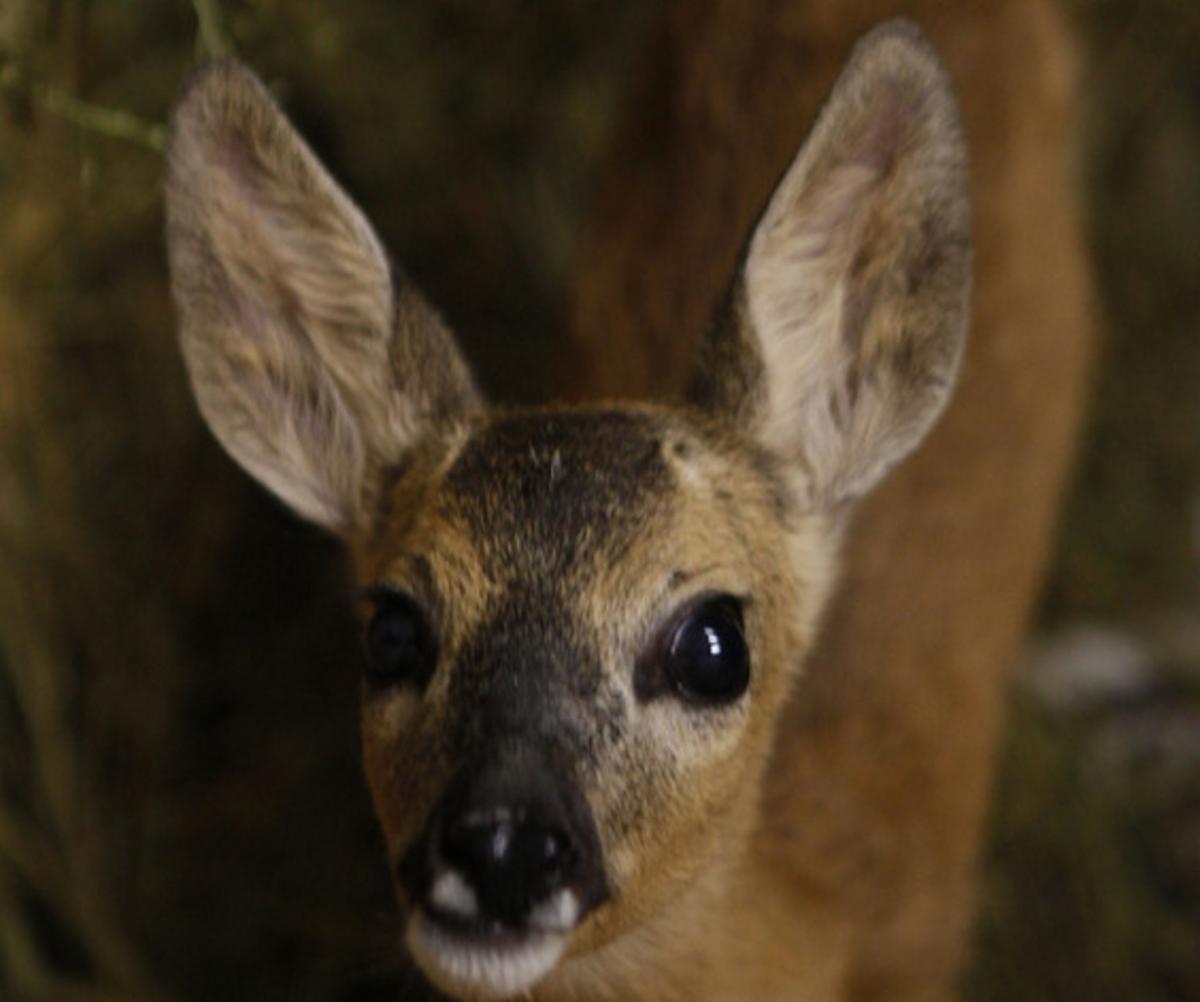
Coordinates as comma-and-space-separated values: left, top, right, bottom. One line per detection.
365, 595, 432, 685
667, 600, 749, 702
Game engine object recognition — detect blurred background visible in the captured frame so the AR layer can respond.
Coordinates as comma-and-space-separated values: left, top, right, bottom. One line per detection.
0, 1, 1197, 1000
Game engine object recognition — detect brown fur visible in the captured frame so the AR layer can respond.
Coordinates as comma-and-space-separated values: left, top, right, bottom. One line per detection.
164, 9, 1091, 1001
164, 60, 480, 531
568, 2, 1095, 999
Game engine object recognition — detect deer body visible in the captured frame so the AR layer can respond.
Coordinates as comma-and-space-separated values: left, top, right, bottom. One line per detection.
164, 19, 1048, 1002
570, 3, 1094, 998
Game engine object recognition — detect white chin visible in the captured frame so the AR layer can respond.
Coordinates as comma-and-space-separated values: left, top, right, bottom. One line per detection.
407, 909, 568, 999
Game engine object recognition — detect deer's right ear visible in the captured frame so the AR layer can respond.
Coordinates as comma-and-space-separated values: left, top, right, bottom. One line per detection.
688, 21, 971, 512
165, 60, 480, 534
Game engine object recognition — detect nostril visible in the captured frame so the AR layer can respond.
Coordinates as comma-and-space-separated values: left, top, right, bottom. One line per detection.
533, 827, 567, 869
443, 816, 516, 873
515, 825, 568, 885
440, 812, 574, 924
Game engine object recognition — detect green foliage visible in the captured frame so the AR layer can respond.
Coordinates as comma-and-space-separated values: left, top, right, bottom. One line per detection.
967, 691, 1200, 1002
1045, 0, 1200, 619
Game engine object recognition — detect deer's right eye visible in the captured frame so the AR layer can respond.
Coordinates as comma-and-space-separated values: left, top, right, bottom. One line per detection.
363, 592, 436, 688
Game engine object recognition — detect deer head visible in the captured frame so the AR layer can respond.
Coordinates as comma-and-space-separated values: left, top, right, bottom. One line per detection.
164, 20, 969, 1000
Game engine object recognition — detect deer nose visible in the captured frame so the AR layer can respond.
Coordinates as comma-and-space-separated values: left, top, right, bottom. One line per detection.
402, 743, 611, 931
441, 810, 573, 925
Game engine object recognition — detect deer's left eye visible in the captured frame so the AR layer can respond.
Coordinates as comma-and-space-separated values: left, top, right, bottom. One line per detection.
363, 592, 436, 688
665, 597, 750, 703
636, 593, 750, 704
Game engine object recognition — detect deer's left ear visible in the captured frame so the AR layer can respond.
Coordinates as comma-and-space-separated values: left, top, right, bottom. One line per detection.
688, 20, 971, 511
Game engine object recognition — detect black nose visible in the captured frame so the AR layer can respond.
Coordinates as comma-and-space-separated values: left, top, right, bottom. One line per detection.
441, 811, 573, 924
403, 743, 611, 929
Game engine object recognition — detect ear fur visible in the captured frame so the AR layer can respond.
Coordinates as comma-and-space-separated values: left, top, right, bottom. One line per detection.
689, 20, 971, 510
165, 60, 480, 532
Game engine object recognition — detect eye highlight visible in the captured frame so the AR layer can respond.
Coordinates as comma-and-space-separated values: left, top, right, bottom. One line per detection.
636, 594, 750, 705
361, 589, 437, 689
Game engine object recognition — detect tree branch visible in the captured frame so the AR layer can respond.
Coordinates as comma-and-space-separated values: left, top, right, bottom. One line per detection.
192, 0, 234, 58
0, 62, 166, 152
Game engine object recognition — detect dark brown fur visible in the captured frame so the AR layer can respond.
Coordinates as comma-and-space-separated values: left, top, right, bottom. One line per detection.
568, 2, 1095, 998
161, 14, 1063, 1000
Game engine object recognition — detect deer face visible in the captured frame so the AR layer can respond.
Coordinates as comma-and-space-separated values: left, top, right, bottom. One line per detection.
164, 21, 969, 1000
352, 406, 832, 995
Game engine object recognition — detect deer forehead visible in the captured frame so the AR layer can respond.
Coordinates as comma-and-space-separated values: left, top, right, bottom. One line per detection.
442, 408, 675, 576
365, 406, 792, 598
355, 405, 799, 683
356, 407, 790, 793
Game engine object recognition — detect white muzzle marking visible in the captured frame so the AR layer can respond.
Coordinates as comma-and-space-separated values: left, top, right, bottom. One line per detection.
407, 888, 580, 998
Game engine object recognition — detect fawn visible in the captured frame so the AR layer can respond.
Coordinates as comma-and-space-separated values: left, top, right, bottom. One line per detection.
165, 20, 972, 1001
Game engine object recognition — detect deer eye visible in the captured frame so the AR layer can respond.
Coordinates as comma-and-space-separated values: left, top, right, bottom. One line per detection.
363, 591, 436, 688
663, 595, 750, 704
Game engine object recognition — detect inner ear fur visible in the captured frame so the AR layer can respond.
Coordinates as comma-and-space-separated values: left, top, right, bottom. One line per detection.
165, 59, 480, 533
689, 20, 971, 511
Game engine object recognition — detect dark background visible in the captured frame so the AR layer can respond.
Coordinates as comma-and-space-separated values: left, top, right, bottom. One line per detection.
1, 1, 1198, 1000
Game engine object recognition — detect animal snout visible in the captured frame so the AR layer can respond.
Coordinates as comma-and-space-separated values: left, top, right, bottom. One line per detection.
441, 808, 573, 926
402, 745, 609, 933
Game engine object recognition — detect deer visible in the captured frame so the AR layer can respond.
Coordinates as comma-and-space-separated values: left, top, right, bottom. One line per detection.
163, 16, 1075, 1002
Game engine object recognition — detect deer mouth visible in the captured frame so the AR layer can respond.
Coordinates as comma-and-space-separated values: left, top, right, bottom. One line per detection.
406, 879, 583, 998
397, 747, 610, 996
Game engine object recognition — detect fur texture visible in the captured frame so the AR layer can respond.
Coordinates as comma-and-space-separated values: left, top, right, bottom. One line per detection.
689, 21, 970, 507
165, 20, 980, 1002
165, 61, 479, 530
567, 1, 1095, 999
